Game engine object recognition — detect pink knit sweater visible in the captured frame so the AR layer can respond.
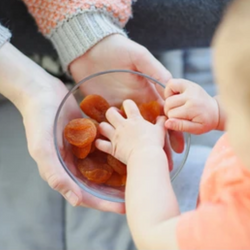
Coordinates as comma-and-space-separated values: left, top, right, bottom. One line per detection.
22, 0, 132, 35
0, 0, 133, 71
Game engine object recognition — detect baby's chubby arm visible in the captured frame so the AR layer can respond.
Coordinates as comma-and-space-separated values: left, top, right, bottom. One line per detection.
164, 79, 226, 134
96, 100, 180, 250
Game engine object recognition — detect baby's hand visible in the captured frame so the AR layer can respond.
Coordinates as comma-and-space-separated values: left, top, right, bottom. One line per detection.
96, 100, 166, 164
164, 79, 219, 134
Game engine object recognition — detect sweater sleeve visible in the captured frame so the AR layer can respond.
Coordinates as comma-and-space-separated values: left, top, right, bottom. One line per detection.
22, 0, 132, 71
0, 24, 11, 49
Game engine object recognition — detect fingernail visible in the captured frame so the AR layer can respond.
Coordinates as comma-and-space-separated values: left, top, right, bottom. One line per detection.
65, 191, 79, 206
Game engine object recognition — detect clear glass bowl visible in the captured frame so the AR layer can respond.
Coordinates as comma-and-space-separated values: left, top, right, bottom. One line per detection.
54, 69, 191, 203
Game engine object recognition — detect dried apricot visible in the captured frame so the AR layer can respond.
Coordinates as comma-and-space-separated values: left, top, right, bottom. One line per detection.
107, 155, 127, 175
138, 101, 161, 124
71, 144, 92, 159
77, 151, 113, 184
80, 94, 110, 123
87, 119, 99, 153
105, 172, 127, 187
89, 150, 108, 163
64, 118, 96, 147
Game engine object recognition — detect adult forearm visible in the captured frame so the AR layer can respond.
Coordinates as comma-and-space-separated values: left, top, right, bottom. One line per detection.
0, 24, 41, 112
0, 42, 28, 106
126, 147, 179, 249
0, 42, 52, 112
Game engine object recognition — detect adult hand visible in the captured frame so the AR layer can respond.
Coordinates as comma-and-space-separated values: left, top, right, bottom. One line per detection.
23, 71, 125, 213
70, 34, 171, 105
0, 43, 125, 213
70, 34, 184, 153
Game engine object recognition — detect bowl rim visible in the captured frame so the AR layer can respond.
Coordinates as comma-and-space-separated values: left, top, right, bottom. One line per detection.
53, 69, 191, 203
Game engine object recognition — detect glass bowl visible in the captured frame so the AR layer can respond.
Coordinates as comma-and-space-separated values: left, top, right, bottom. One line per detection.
54, 69, 191, 203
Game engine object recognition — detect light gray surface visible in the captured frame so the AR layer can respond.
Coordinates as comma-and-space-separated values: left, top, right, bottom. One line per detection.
0, 101, 64, 250
0, 48, 222, 249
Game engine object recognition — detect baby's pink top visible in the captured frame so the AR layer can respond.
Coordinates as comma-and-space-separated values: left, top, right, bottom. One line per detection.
177, 133, 250, 250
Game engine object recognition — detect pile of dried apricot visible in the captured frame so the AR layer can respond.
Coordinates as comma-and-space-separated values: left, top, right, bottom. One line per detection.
64, 94, 171, 187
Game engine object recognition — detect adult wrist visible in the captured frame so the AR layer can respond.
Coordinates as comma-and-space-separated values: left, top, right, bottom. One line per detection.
49, 12, 127, 73
0, 42, 57, 111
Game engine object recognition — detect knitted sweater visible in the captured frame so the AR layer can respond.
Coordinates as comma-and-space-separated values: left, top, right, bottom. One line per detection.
0, 0, 232, 71
0, 0, 132, 71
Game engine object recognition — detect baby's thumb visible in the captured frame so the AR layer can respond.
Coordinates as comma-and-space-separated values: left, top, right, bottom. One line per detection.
165, 118, 201, 134
156, 116, 167, 127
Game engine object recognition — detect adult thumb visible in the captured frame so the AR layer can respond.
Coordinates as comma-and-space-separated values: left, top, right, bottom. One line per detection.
132, 45, 172, 98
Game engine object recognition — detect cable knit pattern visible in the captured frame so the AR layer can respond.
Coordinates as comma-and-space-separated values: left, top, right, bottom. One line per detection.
22, 0, 132, 35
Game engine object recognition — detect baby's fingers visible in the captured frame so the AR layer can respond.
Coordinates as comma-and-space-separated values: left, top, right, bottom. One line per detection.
99, 122, 114, 141
167, 105, 190, 120
95, 139, 112, 155
123, 99, 141, 119
164, 79, 189, 99
164, 94, 186, 116
156, 116, 167, 127
165, 118, 205, 134
106, 107, 124, 128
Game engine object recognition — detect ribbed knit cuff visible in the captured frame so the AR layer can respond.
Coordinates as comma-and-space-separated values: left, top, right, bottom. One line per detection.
0, 25, 11, 49
49, 12, 127, 72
